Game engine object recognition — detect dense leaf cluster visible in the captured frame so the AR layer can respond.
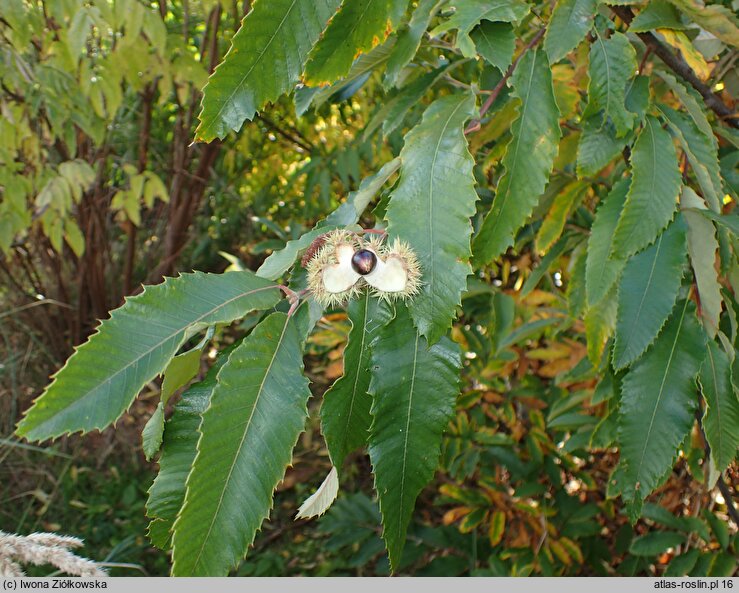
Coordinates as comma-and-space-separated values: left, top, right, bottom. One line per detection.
9, 0, 739, 577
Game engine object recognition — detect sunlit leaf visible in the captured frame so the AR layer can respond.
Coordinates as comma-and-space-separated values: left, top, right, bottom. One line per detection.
386, 92, 477, 343
196, 0, 341, 141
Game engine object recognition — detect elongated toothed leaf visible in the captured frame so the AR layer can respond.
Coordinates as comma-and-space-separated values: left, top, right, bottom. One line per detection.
618, 299, 706, 503
585, 178, 629, 307
17, 271, 280, 442
682, 187, 722, 337
544, 0, 598, 64
386, 92, 477, 344
613, 216, 687, 370
321, 293, 393, 470
611, 115, 682, 260
583, 31, 637, 137
368, 305, 460, 571
430, 0, 529, 57
700, 341, 739, 477
661, 105, 723, 214
576, 115, 629, 178
171, 312, 310, 576
385, 0, 443, 87
473, 49, 561, 265
195, 0, 340, 141
471, 21, 515, 73
304, 0, 406, 85
146, 349, 234, 548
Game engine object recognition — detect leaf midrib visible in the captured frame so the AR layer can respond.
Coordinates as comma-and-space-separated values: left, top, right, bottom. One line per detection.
190, 313, 291, 573
21, 283, 278, 437
397, 332, 421, 541
341, 293, 371, 460
481, 51, 538, 245
616, 118, 659, 251
634, 298, 689, 482
425, 97, 469, 322
617, 232, 664, 365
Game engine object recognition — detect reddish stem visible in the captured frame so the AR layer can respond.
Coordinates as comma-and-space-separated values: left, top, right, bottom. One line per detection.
465, 27, 546, 135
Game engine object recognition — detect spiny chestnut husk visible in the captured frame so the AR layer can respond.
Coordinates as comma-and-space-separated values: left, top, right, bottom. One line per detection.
305, 230, 363, 307
304, 229, 421, 307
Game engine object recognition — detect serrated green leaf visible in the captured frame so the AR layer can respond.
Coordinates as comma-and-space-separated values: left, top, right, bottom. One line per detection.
195, 0, 341, 141
16, 272, 280, 442
430, 0, 530, 57
257, 158, 401, 281
385, 0, 442, 87
171, 312, 310, 576
619, 299, 706, 503
147, 517, 171, 550
613, 217, 687, 370
368, 305, 460, 571
142, 402, 166, 463
576, 116, 629, 178
631, 0, 687, 32
544, 0, 598, 64
629, 531, 686, 556
661, 105, 722, 214
386, 92, 477, 343
611, 115, 682, 259
473, 49, 561, 265
321, 293, 393, 470
657, 71, 713, 140
586, 178, 629, 307
682, 187, 722, 337
625, 75, 650, 123
666, 0, 739, 48
304, 0, 405, 85
584, 31, 637, 137
471, 21, 515, 73
700, 341, 739, 477
146, 352, 230, 549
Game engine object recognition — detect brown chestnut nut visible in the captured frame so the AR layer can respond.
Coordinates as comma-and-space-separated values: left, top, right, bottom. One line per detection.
351, 249, 377, 275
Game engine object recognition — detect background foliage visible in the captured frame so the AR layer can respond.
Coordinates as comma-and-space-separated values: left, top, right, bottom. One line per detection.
2, 0, 739, 577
